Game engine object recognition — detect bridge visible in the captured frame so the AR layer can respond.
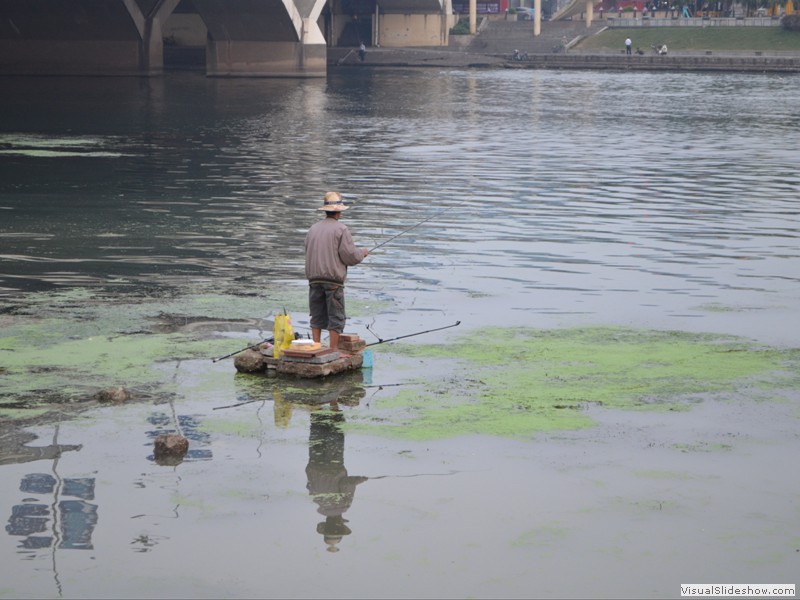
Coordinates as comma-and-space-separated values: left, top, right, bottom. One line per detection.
0, 0, 454, 78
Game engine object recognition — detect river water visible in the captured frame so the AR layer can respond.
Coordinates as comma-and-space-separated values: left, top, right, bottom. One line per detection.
1, 69, 799, 598
2, 69, 799, 344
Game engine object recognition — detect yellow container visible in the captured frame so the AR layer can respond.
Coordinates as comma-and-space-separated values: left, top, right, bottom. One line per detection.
273, 313, 294, 358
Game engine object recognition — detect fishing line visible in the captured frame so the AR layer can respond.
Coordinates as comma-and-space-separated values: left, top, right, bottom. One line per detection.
368, 204, 456, 253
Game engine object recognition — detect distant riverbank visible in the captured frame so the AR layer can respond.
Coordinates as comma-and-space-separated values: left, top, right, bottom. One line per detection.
329, 46, 800, 73
329, 21, 800, 73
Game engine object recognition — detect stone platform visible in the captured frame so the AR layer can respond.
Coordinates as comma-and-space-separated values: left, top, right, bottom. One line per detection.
232, 334, 366, 379
274, 352, 363, 378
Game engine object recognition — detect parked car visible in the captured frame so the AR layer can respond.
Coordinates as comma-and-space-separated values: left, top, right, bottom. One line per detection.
514, 6, 534, 19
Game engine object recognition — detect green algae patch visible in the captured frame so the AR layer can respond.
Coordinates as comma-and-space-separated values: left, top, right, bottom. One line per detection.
0, 406, 49, 420
199, 415, 275, 438
170, 494, 215, 514
511, 523, 570, 548
697, 303, 741, 313
633, 470, 696, 480
673, 442, 733, 453
1, 332, 231, 398
0, 288, 299, 420
349, 326, 800, 441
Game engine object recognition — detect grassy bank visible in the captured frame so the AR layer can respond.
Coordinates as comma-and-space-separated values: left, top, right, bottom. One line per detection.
577, 26, 800, 52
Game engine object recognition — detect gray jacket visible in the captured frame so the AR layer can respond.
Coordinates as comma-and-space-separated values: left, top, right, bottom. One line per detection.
304, 217, 365, 285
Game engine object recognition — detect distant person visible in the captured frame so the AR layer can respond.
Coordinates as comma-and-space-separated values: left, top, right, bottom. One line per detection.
358, 42, 366, 62
625, 37, 632, 55
599, 6, 604, 18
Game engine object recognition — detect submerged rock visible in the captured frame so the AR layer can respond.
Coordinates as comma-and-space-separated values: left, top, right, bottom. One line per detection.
153, 434, 188, 461
95, 386, 130, 403
233, 348, 266, 372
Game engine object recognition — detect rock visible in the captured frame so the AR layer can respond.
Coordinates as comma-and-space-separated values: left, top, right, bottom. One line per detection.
339, 339, 366, 353
153, 434, 188, 460
95, 386, 130, 403
234, 348, 266, 372
277, 352, 363, 378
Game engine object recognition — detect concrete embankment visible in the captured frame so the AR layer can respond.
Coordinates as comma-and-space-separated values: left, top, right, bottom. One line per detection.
329, 47, 800, 73
502, 52, 800, 72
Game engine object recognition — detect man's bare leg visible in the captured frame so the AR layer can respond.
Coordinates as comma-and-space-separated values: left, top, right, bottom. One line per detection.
312, 328, 322, 344
329, 330, 340, 350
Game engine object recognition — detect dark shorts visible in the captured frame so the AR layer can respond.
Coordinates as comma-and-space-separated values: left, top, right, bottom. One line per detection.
309, 283, 346, 333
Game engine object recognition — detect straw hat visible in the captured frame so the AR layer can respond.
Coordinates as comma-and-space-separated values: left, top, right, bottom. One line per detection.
318, 191, 348, 212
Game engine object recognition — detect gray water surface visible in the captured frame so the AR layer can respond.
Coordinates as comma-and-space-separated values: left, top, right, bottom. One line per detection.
2, 69, 798, 344
1, 69, 799, 598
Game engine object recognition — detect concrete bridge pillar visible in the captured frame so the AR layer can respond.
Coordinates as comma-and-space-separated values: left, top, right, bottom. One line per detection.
194, 0, 327, 78
127, 0, 183, 74
534, 0, 541, 35
354, 0, 451, 49
0, 0, 328, 77
0, 0, 180, 76
584, 0, 593, 26
469, 0, 476, 34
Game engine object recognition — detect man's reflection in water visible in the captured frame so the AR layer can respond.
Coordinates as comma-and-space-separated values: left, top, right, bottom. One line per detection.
245, 374, 369, 552
305, 406, 367, 553
269, 376, 368, 553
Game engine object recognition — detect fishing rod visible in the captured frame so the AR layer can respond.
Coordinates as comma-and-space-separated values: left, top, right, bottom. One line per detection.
211, 307, 312, 363
368, 470, 460, 480
365, 321, 461, 347
369, 204, 455, 253
211, 337, 274, 363
212, 318, 458, 359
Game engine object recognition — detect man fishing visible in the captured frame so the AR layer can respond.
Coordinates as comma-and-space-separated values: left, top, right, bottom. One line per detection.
304, 191, 369, 351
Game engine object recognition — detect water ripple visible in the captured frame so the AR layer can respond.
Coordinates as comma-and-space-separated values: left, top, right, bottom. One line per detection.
0, 70, 798, 343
